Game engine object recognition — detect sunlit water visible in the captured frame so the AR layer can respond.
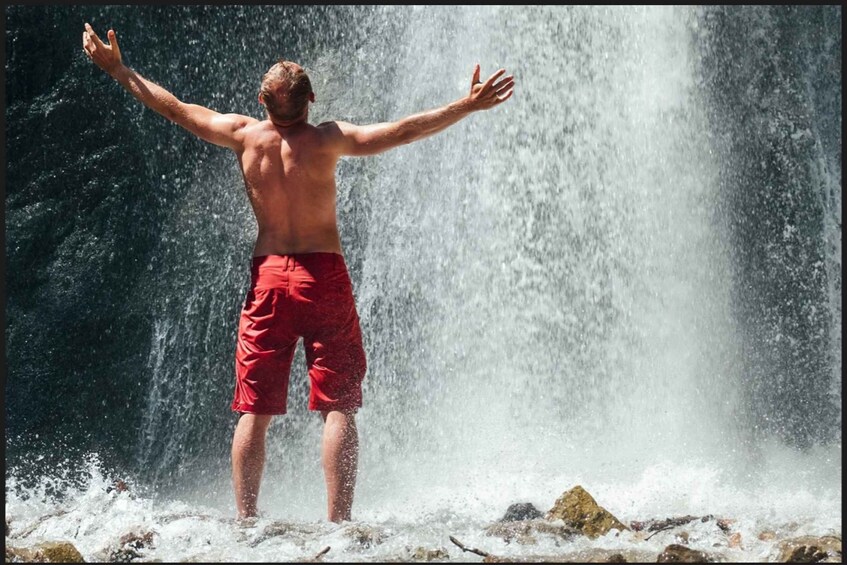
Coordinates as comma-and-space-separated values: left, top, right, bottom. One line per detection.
5, 446, 840, 561
6, 5, 841, 562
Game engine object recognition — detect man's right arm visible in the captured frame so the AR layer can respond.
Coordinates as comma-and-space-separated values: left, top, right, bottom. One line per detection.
325, 65, 514, 157
82, 23, 254, 151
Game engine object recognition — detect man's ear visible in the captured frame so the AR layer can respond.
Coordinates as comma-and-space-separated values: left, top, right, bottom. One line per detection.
258, 93, 264, 106
309, 92, 316, 103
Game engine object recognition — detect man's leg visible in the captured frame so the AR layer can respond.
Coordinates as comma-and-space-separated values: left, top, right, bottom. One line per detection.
321, 409, 358, 522
232, 413, 273, 518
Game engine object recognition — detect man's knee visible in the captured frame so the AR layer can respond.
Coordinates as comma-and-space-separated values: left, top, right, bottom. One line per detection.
320, 408, 357, 422
235, 413, 273, 436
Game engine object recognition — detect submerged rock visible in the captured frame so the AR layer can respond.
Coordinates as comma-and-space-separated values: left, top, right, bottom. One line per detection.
727, 532, 742, 549
758, 530, 778, 541
775, 535, 842, 563
247, 520, 321, 547
107, 530, 156, 562
105, 480, 129, 495
486, 518, 578, 544
481, 548, 647, 563
656, 544, 717, 563
410, 547, 449, 561
546, 485, 628, 538
5, 541, 85, 563
344, 524, 387, 550
500, 503, 544, 522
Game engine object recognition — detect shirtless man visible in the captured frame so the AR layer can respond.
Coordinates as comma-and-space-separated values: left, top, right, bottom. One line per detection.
82, 23, 514, 522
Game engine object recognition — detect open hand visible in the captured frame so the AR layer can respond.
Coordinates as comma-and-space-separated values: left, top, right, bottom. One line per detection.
82, 23, 123, 75
467, 65, 514, 110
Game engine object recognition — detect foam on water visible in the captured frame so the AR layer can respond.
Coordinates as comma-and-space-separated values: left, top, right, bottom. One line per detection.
6, 450, 840, 561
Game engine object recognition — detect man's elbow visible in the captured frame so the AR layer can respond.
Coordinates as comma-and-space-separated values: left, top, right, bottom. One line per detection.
160, 102, 183, 124
395, 123, 418, 145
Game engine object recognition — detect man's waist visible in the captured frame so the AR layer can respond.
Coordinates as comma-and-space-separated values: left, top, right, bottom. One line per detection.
250, 252, 348, 288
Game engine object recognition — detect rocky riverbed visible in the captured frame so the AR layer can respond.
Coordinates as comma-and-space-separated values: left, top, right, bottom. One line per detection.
6, 477, 841, 563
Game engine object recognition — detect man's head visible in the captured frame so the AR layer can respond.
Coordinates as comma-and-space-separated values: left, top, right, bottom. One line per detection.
259, 60, 315, 124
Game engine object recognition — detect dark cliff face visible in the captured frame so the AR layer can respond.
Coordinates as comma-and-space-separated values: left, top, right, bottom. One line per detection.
6, 6, 162, 471
4, 6, 841, 482
4, 5, 375, 477
696, 5, 841, 446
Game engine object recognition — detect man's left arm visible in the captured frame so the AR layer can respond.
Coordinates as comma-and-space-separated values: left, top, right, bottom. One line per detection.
82, 23, 254, 150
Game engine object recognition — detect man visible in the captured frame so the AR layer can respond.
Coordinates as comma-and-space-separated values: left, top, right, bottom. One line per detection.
82, 23, 514, 522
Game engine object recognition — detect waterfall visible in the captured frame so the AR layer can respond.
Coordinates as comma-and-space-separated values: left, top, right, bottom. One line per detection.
6, 6, 840, 525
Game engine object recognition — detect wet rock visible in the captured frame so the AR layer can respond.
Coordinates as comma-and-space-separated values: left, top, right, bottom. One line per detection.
715, 518, 735, 533
516, 534, 537, 545
108, 547, 141, 563
247, 520, 321, 548
656, 544, 717, 563
411, 547, 449, 561
344, 524, 387, 550
119, 531, 155, 548
500, 502, 544, 522
546, 485, 628, 538
106, 480, 129, 494
482, 548, 645, 563
776, 535, 842, 563
5, 541, 85, 562
728, 532, 742, 549
674, 531, 689, 544
485, 518, 577, 544
759, 530, 777, 541
108, 531, 156, 562
632, 515, 700, 533
652, 516, 700, 531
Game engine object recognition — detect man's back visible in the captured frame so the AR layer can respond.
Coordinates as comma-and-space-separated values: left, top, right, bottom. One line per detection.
238, 120, 343, 257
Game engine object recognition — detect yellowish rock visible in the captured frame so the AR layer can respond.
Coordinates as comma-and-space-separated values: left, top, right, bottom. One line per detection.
657, 544, 716, 563
546, 485, 628, 538
5, 542, 85, 563
776, 535, 842, 563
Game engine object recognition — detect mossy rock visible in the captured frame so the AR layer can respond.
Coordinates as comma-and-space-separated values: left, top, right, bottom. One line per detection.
776, 535, 842, 563
546, 485, 628, 538
5, 541, 85, 563
656, 544, 717, 563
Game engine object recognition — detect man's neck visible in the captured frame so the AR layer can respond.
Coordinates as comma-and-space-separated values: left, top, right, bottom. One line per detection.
269, 113, 309, 128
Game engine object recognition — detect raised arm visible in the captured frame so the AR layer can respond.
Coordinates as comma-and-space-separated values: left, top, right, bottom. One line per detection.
82, 23, 255, 151
325, 64, 514, 157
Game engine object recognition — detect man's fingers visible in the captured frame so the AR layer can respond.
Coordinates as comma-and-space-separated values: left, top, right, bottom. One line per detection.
85, 23, 106, 49
496, 88, 514, 103
471, 63, 480, 86
108, 29, 121, 59
482, 68, 506, 90
491, 76, 514, 93
494, 80, 514, 96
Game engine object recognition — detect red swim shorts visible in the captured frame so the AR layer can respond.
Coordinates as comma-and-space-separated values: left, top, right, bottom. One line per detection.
232, 253, 367, 415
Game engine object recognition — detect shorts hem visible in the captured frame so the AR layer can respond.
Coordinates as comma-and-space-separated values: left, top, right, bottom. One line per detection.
231, 403, 287, 415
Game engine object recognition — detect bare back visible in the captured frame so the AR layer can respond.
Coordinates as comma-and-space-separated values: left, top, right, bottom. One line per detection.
237, 120, 342, 257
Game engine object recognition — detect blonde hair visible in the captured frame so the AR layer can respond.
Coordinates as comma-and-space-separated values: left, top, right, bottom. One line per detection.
259, 60, 313, 122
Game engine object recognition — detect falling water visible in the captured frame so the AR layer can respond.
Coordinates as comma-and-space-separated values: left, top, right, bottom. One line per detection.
6, 5, 841, 561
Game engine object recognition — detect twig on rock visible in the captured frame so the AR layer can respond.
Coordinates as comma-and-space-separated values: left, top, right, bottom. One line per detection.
645, 526, 674, 541
449, 535, 491, 557
313, 546, 331, 560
